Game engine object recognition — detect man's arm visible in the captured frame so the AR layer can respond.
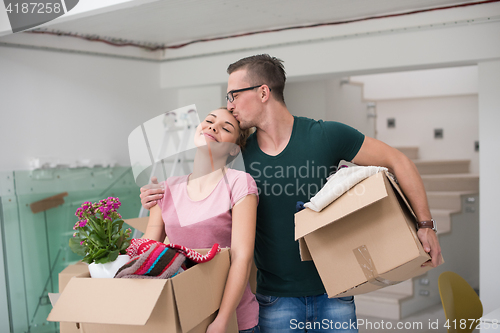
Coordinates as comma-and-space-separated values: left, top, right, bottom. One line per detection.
140, 177, 164, 210
352, 136, 442, 267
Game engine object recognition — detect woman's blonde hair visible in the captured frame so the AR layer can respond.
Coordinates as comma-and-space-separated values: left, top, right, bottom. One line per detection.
218, 107, 254, 150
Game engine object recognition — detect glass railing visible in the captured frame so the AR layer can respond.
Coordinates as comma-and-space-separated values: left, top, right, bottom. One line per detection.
0, 166, 141, 333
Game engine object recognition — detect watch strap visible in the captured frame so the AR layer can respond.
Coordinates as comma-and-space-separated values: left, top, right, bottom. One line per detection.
417, 219, 436, 231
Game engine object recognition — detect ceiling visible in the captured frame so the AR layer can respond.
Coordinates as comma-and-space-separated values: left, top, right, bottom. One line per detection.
40, 0, 485, 49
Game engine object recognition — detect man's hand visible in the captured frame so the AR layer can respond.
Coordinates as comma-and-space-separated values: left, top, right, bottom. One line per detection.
140, 177, 164, 210
417, 228, 442, 267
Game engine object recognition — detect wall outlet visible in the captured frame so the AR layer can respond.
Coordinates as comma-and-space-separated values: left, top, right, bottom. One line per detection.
419, 278, 430, 286
419, 290, 430, 296
434, 128, 443, 139
387, 118, 395, 128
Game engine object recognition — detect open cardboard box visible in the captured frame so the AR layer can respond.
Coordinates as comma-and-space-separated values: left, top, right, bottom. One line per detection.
295, 170, 442, 298
48, 217, 238, 333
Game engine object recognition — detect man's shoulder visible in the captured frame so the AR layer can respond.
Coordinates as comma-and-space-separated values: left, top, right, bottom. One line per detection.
294, 116, 350, 136
294, 116, 344, 128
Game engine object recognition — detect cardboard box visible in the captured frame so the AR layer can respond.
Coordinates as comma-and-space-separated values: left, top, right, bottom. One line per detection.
295, 171, 438, 298
48, 216, 238, 332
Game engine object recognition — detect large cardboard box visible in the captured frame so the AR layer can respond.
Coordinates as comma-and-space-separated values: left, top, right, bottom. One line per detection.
295, 171, 438, 298
48, 217, 238, 333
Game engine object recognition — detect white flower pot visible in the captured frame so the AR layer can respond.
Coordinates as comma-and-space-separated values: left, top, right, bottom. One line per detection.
88, 254, 130, 278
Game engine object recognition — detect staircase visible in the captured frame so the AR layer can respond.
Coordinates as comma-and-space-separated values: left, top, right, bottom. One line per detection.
355, 147, 480, 320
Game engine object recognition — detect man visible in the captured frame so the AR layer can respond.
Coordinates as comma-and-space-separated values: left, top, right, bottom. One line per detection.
141, 54, 442, 332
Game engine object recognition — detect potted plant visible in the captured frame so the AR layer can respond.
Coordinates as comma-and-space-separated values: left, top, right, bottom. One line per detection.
69, 197, 132, 278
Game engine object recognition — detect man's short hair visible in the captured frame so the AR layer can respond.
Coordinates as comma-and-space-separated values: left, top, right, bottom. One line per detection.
227, 54, 286, 104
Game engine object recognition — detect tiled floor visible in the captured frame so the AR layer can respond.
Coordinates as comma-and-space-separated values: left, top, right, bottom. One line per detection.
358, 303, 450, 333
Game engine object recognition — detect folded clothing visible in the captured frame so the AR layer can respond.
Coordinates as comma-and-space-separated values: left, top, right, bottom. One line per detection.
304, 166, 388, 212
114, 239, 221, 279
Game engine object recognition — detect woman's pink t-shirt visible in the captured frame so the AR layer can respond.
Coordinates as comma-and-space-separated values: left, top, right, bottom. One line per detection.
157, 168, 259, 330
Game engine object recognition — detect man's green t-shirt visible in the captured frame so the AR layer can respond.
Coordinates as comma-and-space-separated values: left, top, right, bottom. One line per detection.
242, 116, 365, 297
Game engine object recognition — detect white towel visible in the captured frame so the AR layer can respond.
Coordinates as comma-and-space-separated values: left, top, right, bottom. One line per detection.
304, 166, 388, 212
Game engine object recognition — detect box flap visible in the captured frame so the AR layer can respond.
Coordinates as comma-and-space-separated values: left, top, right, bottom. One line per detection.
172, 249, 231, 333
298, 238, 313, 261
124, 216, 149, 233
59, 262, 89, 292
48, 278, 169, 325
384, 171, 417, 220
295, 172, 388, 240
48, 293, 60, 306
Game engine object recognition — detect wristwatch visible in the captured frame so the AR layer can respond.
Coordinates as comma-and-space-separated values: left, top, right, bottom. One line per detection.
416, 219, 437, 232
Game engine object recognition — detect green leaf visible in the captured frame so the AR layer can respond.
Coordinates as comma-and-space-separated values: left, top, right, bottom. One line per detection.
116, 235, 123, 249
94, 256, 111, 264
69, 237, 86, 257
108, 250, 119, 262
120, 239, 130, 251
112, 223, 120, 235
95, 225, 106, 240
93, 248, 108, 259
120, 242, 130, 251
82, 254, 93, 264
90, 233, 106, 247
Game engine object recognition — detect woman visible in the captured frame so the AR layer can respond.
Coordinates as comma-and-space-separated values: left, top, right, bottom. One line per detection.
142, 107, 259, 333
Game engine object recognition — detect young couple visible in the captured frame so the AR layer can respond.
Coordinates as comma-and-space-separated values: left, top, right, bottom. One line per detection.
140, 54, 442, 333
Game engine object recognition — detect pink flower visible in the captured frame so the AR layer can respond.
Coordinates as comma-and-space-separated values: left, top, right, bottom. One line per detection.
80, 240, 85, 245
75, 208, 82, 217
79, 220, 87, 228
73, 232, 77, 237
82, 201, 92, 210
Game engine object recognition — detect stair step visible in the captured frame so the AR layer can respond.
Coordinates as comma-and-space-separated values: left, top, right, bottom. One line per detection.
360, 279, 413, 299
429, 209, 454, 234
355, 291, 411, 320
375, 279, 413, 296
427, 191, 476, 211
421, 174, 479, 192
395, 147, 419, 160
414, 159, 470, 175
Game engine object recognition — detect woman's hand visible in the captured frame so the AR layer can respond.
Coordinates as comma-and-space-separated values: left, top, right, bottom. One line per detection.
213, 193, 258, 333
206, 316, 229, 333
141, 205, 166, 241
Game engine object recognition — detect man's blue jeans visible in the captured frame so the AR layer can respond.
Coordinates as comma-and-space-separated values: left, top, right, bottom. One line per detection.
256, 293, 358, 332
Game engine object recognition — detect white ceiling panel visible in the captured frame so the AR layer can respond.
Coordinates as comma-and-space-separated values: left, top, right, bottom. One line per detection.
41, 0, 485, 47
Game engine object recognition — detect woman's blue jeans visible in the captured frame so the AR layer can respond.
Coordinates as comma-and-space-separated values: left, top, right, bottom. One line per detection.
256, 293, 357, 332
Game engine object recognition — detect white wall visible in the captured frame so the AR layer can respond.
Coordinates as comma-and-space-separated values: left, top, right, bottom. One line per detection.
0, 46, 164, 171
375, 95, 479, 173
478, 60, 500, 315
160, 17, 500, 88
285, 80, 327, 121
285, 78, 374, 138
327, 80, 375, 138
351, 66, 478, 100
178, 85, 223, 120
0, 212, 9, 333
350, 66, 479, 171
